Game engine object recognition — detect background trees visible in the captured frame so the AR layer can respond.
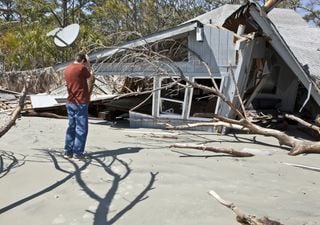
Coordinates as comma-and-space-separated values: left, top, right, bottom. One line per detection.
0, 0, 318, 71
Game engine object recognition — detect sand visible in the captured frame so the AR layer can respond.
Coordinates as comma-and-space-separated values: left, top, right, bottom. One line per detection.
0, 117, 319, 225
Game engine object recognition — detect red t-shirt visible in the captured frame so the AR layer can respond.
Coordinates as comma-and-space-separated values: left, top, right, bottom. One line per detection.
64, 63, 91, 104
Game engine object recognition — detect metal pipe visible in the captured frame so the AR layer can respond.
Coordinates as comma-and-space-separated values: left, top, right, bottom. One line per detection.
263, 0, 283, 13
299, 82, 312, 112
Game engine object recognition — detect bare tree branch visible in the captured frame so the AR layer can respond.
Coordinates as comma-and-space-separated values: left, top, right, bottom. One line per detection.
93, 41, 320, 156
164, 121, 248, 131
170, 143, 254, 157
208, 190, 283, 225
284, 113, 320, 136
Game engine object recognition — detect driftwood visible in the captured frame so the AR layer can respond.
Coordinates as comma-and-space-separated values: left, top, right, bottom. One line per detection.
0, 84, 27, 138
127, 134, 178, 139
209, 115, 320, 156
284, 113, 320, 136
170, 143, 254, 157
208, 190, 283, 225
164, 121, 249, 131
282, 162, 320, 172
232, 117, 320, 156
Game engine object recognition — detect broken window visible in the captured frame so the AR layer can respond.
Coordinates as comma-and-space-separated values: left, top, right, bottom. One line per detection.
159, 77, 186, 117
189, 78, 222, 118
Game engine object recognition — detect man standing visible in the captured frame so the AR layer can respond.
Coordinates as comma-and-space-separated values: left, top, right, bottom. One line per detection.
63, 53, 93, 160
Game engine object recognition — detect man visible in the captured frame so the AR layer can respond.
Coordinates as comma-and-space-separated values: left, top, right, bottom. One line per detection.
63, 53, 93, 160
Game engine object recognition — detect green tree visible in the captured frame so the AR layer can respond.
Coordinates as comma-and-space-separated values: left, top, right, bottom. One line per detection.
1, 0, 316, 71
298, 0, 320, 27
0, 0, 103, 70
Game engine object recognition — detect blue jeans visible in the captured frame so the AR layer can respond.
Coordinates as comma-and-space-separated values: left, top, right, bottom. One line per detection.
64, 104, 88, 156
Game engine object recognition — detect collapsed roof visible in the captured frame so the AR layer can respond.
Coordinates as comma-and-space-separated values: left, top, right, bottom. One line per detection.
52, 3, 320, 114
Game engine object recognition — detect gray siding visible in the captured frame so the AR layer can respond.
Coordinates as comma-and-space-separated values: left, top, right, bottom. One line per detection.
188, 25, 236, 118
188, 25, 235, 76
95, 62, 210, 77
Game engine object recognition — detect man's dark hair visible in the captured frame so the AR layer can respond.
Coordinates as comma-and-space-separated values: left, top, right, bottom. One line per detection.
75, 53, 87, 63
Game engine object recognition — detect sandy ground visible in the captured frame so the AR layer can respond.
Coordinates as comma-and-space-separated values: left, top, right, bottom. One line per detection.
0, 116, 320, 225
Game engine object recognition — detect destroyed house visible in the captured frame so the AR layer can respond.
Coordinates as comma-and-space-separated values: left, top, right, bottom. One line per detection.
55, 3, 320, 129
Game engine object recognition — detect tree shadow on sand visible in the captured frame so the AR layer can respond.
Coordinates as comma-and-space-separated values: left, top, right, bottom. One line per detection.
0, 147, 158, 225
0, 150, 26, 179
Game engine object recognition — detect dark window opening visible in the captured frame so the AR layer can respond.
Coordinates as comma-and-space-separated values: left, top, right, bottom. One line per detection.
160, 78, 186, 101
260, 66, 280, 94
160, 100, 183, 115
189, 78, 221, 118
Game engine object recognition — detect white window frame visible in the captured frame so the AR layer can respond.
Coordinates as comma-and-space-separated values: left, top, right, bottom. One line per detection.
157, 76, 187, 119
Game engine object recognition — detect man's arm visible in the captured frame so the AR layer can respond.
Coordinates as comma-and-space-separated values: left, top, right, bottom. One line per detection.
83, 54, 95, 97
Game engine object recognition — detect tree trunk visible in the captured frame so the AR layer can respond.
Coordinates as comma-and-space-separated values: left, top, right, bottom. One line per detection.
239, 119, 320, 155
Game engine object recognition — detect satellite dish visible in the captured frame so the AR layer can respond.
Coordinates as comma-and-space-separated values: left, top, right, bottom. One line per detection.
46, 27, 62, 37
46, 23, 80, 47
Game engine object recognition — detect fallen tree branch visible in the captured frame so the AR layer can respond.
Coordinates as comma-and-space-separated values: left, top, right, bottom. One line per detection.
284, 113, 320, 136
212, 116, 320, 156
103, 44, 320, 156
0, 84, 27, 138
164, 121, 248, 131
169, 143, 254, 157
130, 93, 152, 112
208, 190, 283, 225
173, 47, 320, 156
282, 162, 320, 172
